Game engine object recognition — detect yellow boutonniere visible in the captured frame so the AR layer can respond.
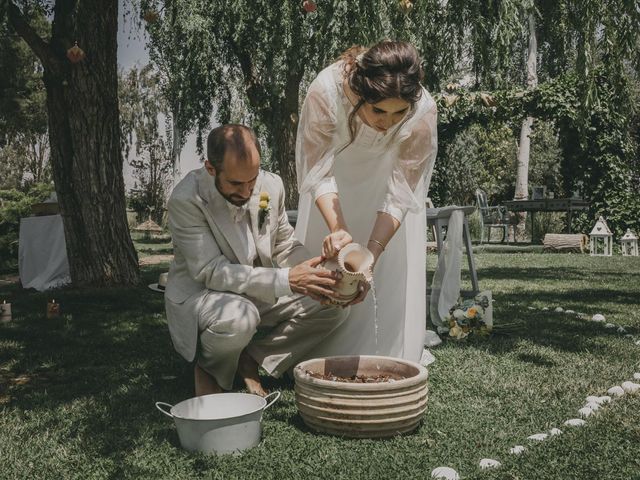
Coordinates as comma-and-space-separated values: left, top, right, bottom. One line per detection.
258, 192, 271, 229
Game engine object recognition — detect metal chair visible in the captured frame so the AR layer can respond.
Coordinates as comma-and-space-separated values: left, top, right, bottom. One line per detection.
475, 188, 515, 244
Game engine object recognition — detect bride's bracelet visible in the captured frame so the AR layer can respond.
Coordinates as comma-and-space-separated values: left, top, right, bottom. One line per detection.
368, 238, 386, 251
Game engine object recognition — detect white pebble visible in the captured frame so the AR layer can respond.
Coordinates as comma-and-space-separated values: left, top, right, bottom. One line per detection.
621, 381, 640, 394
420, 348, 437, 367
617, 326, 627, 334
633, 373, 640, 380
585, 402, 600, 411
527, 433, 548, 441
528, 306, 536, 310
549, 428, 563, 436
554, 307, 564, 312
578, 407, 594, 417
479, 459, 501, 469
586, 395, 599, 403
625, 334, 634, 338
592, 313, 606, 322
636, 340, 640, 346
542, 307, 549, 311
565, 309, 575, 314
510, 445, 526, 455
604, 323, 616, 329
596, 396, 612, 404
564, 418, 586, 427
607, 386, 625, 397
431, 467, 459, 480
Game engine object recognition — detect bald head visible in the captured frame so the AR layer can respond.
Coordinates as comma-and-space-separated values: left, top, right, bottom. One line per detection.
206, 124, 261, 172
205, 125, 261, 206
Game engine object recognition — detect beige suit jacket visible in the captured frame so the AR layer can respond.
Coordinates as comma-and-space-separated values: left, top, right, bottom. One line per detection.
165, 167, 310, 361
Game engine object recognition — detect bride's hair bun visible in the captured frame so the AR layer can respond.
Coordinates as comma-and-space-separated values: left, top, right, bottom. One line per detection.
348, 41, 424, 105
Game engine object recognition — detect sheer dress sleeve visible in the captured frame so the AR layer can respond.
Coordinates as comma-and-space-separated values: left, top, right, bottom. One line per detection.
378, 92, 438, 222
295, 74, 340, 200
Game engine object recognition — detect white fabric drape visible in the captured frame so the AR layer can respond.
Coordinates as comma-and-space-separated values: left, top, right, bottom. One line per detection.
429, 210, 464, 329
19, 215, 71, 291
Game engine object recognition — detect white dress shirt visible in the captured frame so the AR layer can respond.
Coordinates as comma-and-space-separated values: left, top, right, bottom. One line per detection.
226, 200, 292, 298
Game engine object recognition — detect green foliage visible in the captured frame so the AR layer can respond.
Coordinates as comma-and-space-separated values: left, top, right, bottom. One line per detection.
436, 66, 639, 237
0, 9, 48, 145
430, 123, 517, 206
0, 182, 54, 271
0, 8, 50, 190
119, 65, 173, 226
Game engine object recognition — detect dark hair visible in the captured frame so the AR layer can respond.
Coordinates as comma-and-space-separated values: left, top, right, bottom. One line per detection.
339, 41, 424, 150
206, 124, 261, 171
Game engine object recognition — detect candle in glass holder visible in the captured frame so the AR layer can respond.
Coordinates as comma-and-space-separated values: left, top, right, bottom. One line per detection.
47, 299, 60, 319
0, 300, 11, 323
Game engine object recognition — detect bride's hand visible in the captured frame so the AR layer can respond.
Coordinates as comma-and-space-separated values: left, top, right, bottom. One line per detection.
321, 229, 352, 258
343, 280, 371, 307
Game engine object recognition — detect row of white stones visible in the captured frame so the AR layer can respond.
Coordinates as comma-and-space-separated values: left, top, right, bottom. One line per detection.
431, 309, 639, 480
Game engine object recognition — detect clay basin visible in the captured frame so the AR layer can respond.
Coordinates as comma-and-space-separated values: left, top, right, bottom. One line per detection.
293, 355, 429, 438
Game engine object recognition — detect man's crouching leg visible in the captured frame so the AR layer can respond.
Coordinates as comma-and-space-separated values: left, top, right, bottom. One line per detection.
247, 296, 349, 379
196, 291, 261, 396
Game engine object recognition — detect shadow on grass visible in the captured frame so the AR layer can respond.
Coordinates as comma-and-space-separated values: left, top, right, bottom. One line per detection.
428, 284, 636, 361
479, 265, 640, 284
0, 264, 200, 458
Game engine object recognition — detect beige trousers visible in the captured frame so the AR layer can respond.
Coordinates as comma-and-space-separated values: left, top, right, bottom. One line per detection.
182, 290, 347, 390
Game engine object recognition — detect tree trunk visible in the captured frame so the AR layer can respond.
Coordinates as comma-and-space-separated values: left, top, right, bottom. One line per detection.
267, 74, 301, 209
258, 72, 302, 209
9, 0, 140, 286
514, 11, 538, 241
543, 234, 588, 253
171, 107, 182, 189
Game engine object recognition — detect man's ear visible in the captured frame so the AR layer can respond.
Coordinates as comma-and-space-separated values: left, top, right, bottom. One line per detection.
204, 160, 216, 177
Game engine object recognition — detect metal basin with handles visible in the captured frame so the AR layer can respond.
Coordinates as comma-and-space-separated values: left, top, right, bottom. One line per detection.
156, 391, 280, 455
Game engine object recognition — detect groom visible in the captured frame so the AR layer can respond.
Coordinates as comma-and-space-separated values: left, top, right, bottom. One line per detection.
165, 124, 348, 396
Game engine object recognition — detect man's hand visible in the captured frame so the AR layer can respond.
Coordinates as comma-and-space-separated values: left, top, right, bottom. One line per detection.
321, 229, 352, 258
289, 256, 342, 302
342, 280, 371, 307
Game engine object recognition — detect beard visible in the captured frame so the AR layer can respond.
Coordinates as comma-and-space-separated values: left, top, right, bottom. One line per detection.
214, 175, 251, 206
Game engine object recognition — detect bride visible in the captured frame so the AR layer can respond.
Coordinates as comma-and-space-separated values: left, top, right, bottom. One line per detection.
294, 40, 438, 362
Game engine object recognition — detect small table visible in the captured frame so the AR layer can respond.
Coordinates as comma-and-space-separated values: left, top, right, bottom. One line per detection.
425, 205, 479, 293
503, 198, 589, 239
19, 215, 71, 291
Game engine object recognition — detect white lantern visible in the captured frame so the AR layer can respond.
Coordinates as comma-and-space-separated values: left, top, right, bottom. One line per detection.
589, 216, 613, 256
621, 229, 638, 256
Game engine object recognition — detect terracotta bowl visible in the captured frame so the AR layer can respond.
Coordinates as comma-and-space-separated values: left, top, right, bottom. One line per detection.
293, 355, 429, 438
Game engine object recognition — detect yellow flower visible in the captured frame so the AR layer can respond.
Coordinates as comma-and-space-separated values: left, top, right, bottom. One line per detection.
259, 200, 269, 210
450, 326, 462, 338
259, 191, 270, 202
467, 307, 478, 318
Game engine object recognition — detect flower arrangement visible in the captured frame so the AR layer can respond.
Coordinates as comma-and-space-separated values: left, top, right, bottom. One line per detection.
258, 192, 271, 229
445, 292, 492, 340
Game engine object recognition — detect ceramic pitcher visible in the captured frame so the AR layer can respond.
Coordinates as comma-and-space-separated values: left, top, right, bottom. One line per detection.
322, 243, 374, 305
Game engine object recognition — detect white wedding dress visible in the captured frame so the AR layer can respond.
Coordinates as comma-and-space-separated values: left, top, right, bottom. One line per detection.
295, 62, 438, 362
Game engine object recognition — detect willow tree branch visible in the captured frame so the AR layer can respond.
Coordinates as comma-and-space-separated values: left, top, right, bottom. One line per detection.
7, 1, 56, 69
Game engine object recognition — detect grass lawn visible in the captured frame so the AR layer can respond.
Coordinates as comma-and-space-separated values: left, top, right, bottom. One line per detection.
1, 253, 639, 480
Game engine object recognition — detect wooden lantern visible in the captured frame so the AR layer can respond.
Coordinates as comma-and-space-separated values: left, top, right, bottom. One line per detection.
302, 0, 317, 13
66, 41, 86, 64
143, 9, 159, 23
589, 216, 613, 257
621, 229, 638, 256
0, 301, 11, 323
399, 0, 414, 12
47, 299, 61, 319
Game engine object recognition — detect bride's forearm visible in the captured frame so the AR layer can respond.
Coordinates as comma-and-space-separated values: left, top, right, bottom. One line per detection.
367, 212, 401, 262
315, 193, 349, 233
